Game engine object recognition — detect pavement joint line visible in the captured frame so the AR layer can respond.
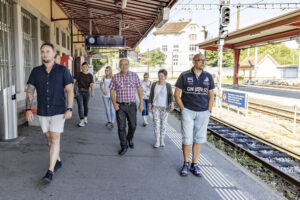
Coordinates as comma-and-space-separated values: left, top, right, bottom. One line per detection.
165, 122, 250, 200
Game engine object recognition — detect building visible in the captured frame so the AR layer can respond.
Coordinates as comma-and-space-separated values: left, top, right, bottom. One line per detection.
0, 0, 87, 124
277, 65, 299, 79
239, 54, 281, 80
153, 20, 206, 77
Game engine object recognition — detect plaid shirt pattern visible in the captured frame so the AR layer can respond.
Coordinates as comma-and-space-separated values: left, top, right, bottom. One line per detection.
109, 71, 141, 103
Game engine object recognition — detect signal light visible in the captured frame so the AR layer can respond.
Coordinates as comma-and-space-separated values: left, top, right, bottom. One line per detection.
220, 6, 230, 26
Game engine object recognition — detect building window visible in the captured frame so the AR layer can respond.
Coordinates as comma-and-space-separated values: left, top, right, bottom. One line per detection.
56, 27, 59, 44
173, 54, 178, 66
173, 45, 179, 52
189, 54, 194, 61
61, 31, 66, 48
67, 36, 70, 50
189, 34, 197, 41
40, 21, 50, 42
189, 45, 197, 52
162, 45, 167, 52
190, 25, 196, 31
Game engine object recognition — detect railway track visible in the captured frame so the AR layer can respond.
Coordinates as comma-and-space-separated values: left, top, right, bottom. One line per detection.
207, 116, 300, 188
247, 102, 300, 123
173, 107, 300, 188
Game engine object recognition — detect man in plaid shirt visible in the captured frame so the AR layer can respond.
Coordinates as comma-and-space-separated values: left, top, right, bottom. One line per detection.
109, 58, 144, 155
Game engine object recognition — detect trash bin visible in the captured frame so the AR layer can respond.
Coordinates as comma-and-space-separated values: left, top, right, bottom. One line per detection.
0, 85, 18, 141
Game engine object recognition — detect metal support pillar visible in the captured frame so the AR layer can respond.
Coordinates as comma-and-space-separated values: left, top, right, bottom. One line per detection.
233, 49, 240, 87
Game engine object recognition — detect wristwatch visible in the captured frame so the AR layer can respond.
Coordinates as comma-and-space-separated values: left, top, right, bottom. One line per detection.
67, 108, 73, 112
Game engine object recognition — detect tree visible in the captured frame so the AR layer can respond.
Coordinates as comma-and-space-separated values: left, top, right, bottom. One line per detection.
205, 50, 233, 67
92, 58, 106, 73
141, 48, 166, 67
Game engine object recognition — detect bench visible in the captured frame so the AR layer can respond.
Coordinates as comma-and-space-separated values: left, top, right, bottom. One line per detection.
23, 104, 40, 127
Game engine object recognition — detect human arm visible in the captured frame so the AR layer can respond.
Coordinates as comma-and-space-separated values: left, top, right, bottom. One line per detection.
208, 89, 214, 113
25, 84, 35, 122
110, 89, 119, 111
137, 87, 144, 112
174, 88, 184, 111
63, 83, 74, 119
90, 82, 94, 97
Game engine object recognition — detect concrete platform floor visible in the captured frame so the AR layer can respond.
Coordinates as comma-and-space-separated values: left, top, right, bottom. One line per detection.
0, 87, 283, 200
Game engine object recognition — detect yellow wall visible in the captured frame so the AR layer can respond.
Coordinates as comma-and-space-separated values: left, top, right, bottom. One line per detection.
26, 0, 86, 55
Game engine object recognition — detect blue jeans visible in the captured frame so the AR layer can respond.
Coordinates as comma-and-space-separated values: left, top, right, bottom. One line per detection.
142, 99, 149, 116
181, 108, 210, 145
102, 96, 115, 123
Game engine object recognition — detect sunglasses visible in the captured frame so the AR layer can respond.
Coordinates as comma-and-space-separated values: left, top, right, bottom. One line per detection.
194, 59, 206, 62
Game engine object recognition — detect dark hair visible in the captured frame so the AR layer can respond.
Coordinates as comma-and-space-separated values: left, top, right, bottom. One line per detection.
82, 62, 88, 66
144, 72, 149, 77
40, 42, 55, 51
158, 69, 167, 77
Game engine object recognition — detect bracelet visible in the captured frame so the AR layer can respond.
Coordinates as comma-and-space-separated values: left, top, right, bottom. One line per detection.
67, 108, 73, 112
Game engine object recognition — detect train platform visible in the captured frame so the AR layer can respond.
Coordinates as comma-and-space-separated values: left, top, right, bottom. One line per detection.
0, 87, 283, 200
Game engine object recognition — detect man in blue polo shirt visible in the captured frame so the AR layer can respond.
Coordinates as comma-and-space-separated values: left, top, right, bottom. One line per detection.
26, 43, 74, 183
174, 53, 214, 177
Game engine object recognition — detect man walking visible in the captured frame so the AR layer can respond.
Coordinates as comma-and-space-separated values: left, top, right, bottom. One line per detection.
174, 53, 214, 177
109, 58, 144, 155
26, 43, 74, 183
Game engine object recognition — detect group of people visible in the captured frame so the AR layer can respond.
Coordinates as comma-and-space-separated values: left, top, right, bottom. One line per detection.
25, 42, 214, 184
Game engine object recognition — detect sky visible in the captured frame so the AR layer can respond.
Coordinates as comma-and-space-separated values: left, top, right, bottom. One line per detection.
138, 0, 300, 52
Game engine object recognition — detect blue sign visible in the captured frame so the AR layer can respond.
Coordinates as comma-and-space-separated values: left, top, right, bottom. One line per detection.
85, 35, 126, 47
222, 90, 247, 108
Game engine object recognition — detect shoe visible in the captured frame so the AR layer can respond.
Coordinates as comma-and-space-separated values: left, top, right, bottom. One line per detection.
54, 160, 62, 172
160, 137, 165, 147
84, 117, 88, 124
118, 147, 128, 156
190, 164, 202, 177
42, 170, 53, 183
153, 137, 160, 148
128, 140, 134, 149
143, 116, 148, 126
110, 123, 114, 128
105, 122, 110, 127
78, 120, 85, 127
180, 163, 190, 176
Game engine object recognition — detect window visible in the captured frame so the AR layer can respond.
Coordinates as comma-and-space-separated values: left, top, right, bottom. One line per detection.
190, 25, 196, 31
56, 27, 59, 44
173, 54, 178, 66
173, 45, 179, 52
189, 54, 194, 61
61, 31, 66, 48
67, 36, 70, 49
189, 45, 197, 52
40, 21, 50, 42
189, 34, 197, 41
162, 45, 167, 52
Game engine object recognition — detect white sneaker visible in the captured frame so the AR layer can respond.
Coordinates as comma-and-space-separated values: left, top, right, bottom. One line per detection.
153, 138, 160, 148
143, 116, 148, 126
78, 120, 85, 127
160, 137, 165, 147
84, 117, 88, 124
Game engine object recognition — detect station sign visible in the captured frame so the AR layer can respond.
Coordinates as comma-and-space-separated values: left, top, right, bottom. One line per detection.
92, 55, 107, 59
222, 90, 248, 108
85, 35, 126, 47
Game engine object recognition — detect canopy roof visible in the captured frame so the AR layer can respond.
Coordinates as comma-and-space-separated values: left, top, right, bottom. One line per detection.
53, 0, 178, 48
197, 9, 300, 51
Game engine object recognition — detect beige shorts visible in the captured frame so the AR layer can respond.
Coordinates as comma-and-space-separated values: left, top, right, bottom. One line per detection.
38, 114, 65, 133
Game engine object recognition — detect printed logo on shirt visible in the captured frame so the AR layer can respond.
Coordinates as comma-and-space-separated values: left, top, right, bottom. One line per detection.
195, 87, 203, 92
203, 77, 210, 85
187, 87, 194, 92
187, 77, 194, 83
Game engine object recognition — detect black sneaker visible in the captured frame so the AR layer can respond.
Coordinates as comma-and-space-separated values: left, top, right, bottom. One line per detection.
180, 163, 190, 176
190, 163, 202, 177
42, 170, 53, 184
54, 160, 62, 172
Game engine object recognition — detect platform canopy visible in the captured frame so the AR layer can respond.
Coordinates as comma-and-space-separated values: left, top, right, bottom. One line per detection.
197, 9, 300, 51
53, 0, 178, 48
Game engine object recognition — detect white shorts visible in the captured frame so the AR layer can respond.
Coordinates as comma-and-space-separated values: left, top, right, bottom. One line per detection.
38, 114, 65, 133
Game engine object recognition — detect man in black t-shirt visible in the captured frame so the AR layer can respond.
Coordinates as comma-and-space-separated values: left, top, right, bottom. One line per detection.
74, 62, 94, 127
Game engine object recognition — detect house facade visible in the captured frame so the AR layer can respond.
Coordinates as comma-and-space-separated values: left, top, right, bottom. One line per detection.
153, 20, 206, 77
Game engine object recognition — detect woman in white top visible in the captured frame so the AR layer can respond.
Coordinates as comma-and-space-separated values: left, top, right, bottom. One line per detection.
100, 66, 115, 128
149, 69, 174, 148
141, 72, 152, 126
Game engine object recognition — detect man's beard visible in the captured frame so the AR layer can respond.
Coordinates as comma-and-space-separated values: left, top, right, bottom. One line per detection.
42, 59, 52, 63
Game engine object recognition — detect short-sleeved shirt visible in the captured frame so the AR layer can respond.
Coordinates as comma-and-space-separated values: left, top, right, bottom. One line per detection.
76, 72, 94, 90
175, 69, 215, 111
141, 80, 152, 99
27, 63, 74, 116
100, 77, 112, 97
109, 71, 141, 103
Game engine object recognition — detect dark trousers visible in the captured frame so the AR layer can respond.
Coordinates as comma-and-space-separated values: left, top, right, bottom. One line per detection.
116, 103, 137, 148
77, 90, 90, 119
